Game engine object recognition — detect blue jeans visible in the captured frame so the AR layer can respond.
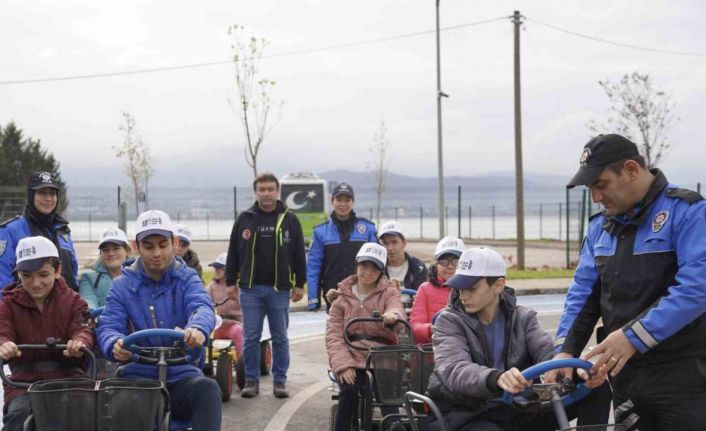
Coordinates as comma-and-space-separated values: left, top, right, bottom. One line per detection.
168, 376, 222, 431
241, 284, 290, 383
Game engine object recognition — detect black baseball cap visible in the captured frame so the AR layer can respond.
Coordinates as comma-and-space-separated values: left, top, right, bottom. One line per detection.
27, 172, 62, 192
567, 134, 640, 189
332, 183, 355, 199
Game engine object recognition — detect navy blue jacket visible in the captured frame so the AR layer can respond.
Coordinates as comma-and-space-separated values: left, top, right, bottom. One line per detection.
306, 212, 377, 309
0, 214, 78, 292
96, 257, 215, 384
555, 170, 706, 364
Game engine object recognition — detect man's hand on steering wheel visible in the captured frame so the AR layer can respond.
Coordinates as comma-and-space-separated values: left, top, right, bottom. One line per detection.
183, 327, 206, 348
0, 341, 20, 360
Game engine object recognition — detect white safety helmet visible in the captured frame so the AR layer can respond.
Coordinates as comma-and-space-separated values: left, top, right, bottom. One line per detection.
434, 236, 465, 260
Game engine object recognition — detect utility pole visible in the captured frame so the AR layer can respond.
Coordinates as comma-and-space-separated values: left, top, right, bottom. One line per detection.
512, 10, 526, 269
436, 0, 449, 239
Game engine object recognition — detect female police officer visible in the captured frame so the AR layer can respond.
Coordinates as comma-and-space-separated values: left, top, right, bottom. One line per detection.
0, 172, 78, 293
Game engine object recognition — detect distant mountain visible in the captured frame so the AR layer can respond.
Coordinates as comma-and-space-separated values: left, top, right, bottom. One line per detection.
317, 169, 567, 189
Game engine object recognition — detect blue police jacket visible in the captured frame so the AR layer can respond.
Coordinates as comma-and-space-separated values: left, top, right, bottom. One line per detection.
307, 213, 377, 309
96, 256, 215, 384
555, 170, 706, 364
0, 214, 78, 292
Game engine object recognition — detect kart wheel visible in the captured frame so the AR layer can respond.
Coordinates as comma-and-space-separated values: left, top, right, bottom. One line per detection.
260, 340, 272, 376
235, 355, 246, 391
216, 354, 233, 401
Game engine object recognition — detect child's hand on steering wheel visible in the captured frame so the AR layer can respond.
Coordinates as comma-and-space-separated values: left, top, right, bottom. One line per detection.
381, 312, 399, 327
497, 367, 531, 394
63, 339, 85, 358
0, 341, 20, 360
113, 339, 133, 362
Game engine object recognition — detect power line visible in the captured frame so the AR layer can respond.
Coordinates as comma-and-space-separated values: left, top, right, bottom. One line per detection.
0, 16, 507, 86
526, 17, 706, 57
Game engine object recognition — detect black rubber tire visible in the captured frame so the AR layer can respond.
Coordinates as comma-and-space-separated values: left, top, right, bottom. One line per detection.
235, 356, 246, 391
260, 340, 272, 376
216, 354, 233, 402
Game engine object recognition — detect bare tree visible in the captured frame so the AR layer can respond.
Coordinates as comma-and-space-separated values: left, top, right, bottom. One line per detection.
368, 121, 390, 225
229, 25, 283, 178
115, 111, 152, 215
588, 72, 678, 168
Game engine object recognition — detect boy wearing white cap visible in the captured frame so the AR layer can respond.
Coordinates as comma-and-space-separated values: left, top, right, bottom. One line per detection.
206, 252, 243, 355
378, 220, 428, 291
96, 210, 221, 431
325, 242, 405, 430
172, 224, 203, 279
427, 247, 607, 431
0, 236, 93, 430
78, 227, 131, 310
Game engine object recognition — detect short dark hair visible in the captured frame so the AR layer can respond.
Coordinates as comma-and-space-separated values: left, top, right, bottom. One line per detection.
606, 155, 647, 175
253, 172, 280, 191
485, 276, 504, 286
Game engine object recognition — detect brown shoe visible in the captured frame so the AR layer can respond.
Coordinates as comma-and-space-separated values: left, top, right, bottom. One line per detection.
241, 381, 259, 398
273, 382, 289, 398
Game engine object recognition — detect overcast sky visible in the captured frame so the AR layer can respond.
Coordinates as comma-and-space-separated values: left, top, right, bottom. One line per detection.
2, 0, 705, 188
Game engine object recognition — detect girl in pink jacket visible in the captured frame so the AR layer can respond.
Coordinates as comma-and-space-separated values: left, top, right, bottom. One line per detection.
410, 236, 465, 344
326, 243, 405, 431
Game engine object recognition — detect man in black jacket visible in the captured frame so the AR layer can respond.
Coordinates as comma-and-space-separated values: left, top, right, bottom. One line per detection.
225, 172, 307, 399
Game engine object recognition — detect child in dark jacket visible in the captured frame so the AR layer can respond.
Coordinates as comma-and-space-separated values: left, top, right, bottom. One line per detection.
0, 236, 93, 431
429, 247, 609, 431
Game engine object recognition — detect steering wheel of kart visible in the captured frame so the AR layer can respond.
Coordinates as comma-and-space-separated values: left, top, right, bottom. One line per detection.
501, 358, 593, 410
122, 329, 204, 366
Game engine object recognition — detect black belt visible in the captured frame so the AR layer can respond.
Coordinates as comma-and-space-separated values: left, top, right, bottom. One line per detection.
12, 361, 80, 374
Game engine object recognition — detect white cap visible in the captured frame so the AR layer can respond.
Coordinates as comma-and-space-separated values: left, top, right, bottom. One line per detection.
98, 227, 129, 248
135, 210, 174, 242
378, 220, 405, 240
14, 236, 59, 273
173, 224, 193, 244
445, 247, 506, 289
434, 236, 465, 259
356, 242, 388, 270
209, 252, 227, 268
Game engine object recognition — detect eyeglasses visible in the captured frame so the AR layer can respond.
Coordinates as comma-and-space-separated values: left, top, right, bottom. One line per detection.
438, 258, 459, 267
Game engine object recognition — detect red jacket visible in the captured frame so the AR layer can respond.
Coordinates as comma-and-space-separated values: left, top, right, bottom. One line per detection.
325, 275, 405, 374
0, 277, 93, 410
410, 278, 452, 345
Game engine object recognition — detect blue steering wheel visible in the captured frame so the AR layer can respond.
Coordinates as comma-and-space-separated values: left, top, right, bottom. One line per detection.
501, 358, 593, 408
122, 328, 204, 365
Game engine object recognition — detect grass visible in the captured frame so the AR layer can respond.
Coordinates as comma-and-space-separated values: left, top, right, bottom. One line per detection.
507, 268, 575, 279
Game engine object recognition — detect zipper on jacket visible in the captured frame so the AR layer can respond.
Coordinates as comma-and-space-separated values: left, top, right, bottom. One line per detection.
273, 210, 287, 291
248, 232, 257, 289
149, 305, 158, 328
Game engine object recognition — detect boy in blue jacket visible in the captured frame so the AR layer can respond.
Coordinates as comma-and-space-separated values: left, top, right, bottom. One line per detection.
96, 210, 220, 431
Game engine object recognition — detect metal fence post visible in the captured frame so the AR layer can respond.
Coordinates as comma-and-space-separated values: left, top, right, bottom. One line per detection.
395, 207, 399, 221
118, 202, 128, 234
565, 189, 570, 268
579, 190, 587, 246
492, 205, 496, 240
698, 182, 702, 195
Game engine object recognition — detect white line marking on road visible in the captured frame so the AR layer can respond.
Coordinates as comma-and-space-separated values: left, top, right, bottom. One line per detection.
263, 380, 330, 431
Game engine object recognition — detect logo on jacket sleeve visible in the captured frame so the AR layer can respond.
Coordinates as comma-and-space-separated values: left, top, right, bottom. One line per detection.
242, 229, 252, 240
0, 240, 6, 257
652, 210, 669, 233
356, 223, 367, 234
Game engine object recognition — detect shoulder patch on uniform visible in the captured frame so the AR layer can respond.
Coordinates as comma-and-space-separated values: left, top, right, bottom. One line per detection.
0, 215, 21, 228
355, 223, 367, 235
589, 211, 605, 221
652, 210, 669, 233
665, 187, 703, 204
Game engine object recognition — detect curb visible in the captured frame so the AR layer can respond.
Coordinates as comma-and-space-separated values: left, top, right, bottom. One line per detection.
514, 287, 569, 296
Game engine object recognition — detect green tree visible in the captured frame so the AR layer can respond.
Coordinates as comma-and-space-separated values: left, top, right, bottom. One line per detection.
0, 122, 68, 215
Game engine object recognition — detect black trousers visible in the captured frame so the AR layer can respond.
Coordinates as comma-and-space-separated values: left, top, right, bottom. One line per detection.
612, 356, 706, 431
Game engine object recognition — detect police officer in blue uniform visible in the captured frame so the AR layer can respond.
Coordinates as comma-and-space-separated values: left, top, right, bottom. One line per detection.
0, 172, 78, 292
549, 134, 706, 430
307, 183, 377, 311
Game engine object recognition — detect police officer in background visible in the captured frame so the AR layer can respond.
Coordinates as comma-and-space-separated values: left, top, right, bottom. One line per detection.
0, 172, 78, 292
548, 134, 706, 430
307, 183, 377, 311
